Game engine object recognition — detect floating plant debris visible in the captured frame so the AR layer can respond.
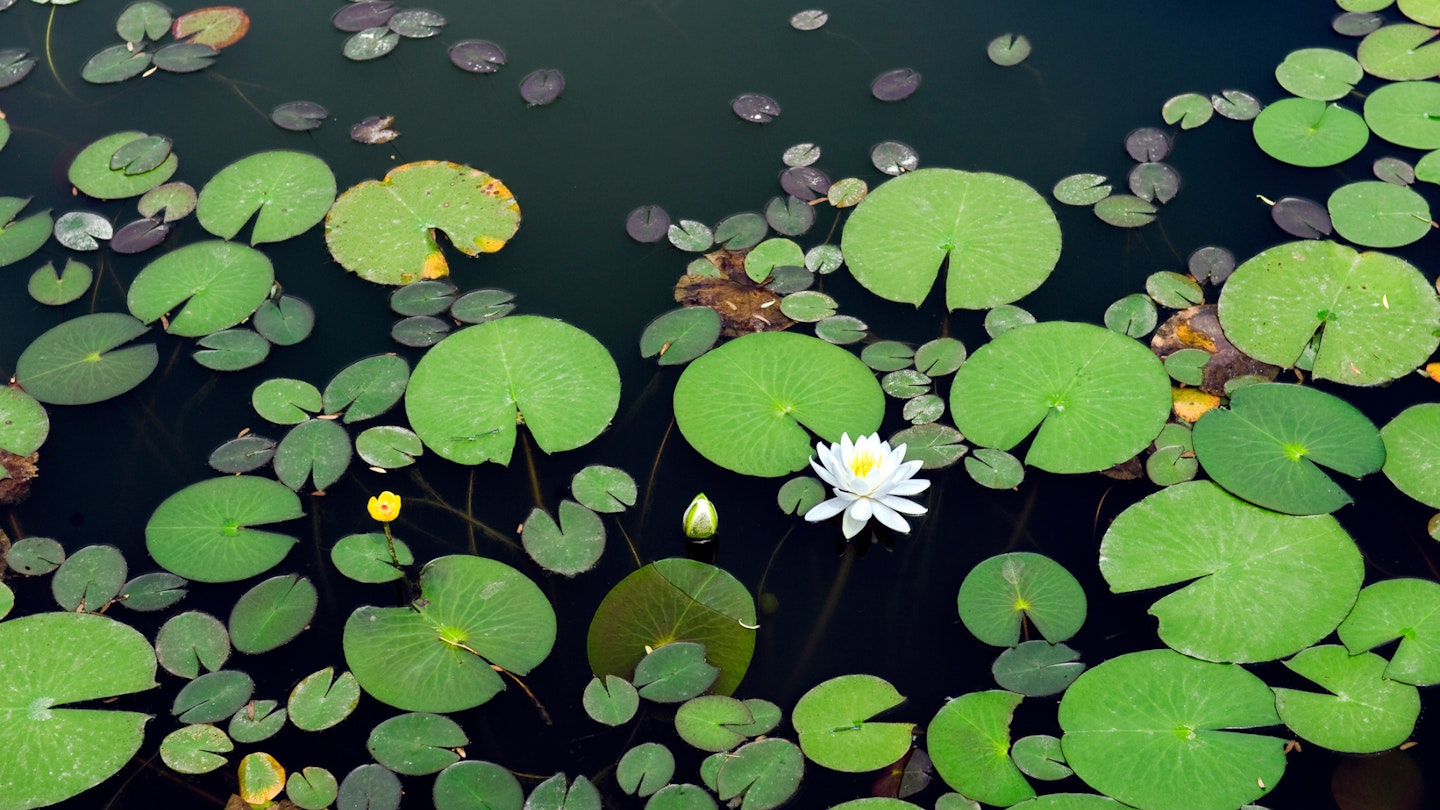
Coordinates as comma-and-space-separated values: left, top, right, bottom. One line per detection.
350, 115, 399, 144
625, 205, 671, 243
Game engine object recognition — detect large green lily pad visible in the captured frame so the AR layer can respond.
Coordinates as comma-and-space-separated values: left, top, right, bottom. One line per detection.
405, 316, 619, 465
1100, 481, 1363, 663
0, 387, 48, 455
950, 321, 1170, 473
927, 690, 1035, 806
325, 161, 521, 285
1274, 645, 1420, 754
14, 313, 158, 405
1058, 649, 1285, 810
1337, 578, 1440, 686
841, 168, 1061, 310
145, 475, 305, 583
1252, 98, 1368, 167
127, 240, 275, 337
672, 331, 884, 477
1217, 240, 1440, 385
343, 555, 556, 713
587, 558, 757, 696
792, 674, 913, 773
1192, 383, 1385, 515
1328, 181, 1432, 248
1364, 80, 1440, 149
196, 150, 336, 245
0, 612, 158, 810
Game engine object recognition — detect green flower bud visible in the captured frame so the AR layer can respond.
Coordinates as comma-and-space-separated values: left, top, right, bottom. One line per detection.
682, 493, 718, 539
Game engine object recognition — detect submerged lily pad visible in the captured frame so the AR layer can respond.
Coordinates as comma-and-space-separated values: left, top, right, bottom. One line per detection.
871, 68, 922, 101
343, 555, 556, 712
843, 168, 1060, 309
673, 331, 884, 477
405, 316, 619, 465
197, 150, 336, 245
987, 33, 1032, 66
15, 313, 157, 405
271, 101, 328, 132
732, 93, 780, 122
0, 47, 36, 89
145, 475, 304, 583
325, 161, 520, 285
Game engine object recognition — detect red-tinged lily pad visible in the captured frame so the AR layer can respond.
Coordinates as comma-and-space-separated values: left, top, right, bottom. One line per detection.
111, 218, 171, 254
449, 39, 506, 73
520, 69, 565, 105
172, 6, 250, 49
271, 101, 328, 132
626, 204, 670, 242
733, 93, 781, 123
871, 68, 922, 101
325, 161, 521, 285
332, 1, 396, 32
350, 115, 398, 144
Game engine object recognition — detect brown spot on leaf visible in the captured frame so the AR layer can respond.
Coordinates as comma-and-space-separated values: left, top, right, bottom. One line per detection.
1151, 304, 1279, 396
0, 449, 38, 505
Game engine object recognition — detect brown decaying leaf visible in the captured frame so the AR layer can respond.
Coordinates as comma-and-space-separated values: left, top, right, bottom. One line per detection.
0, 449, 37, 505
350, 115, 399, 144
1150, 304, 1279, 396
673, 248, 795, 337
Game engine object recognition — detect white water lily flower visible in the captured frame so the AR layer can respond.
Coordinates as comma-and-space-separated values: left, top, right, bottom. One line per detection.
804, 432, 930, 539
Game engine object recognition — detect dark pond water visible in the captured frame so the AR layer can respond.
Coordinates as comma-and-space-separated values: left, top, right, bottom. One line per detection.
1, 0, 1436, 808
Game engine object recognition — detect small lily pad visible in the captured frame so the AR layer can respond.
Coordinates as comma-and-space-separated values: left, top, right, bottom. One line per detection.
889, 424, 967, 470
252, 295, 314, 346
355, 425, 423, 469
957, 552, 1086, 647
155, 611, 230, 678
271, 101, 328, 132
449, 39, 506, 73
344, 26, 399, 60
520, 69, 565, 105
152, 41, 218, 73
793, 674, 913, 773
1162, 92, 1214, 128
732, 93, 780, 122
987, 33, 1031, 66
571, 465, 637, 513
388, 8, 445, 38
81, 44, 151, 84
172, 6, 249, 48
229, 574, 317, 654
521, 500, 606, 577
871, 141, 919, 175
992, 641, 1085, 697
626, 205, 671, 242
927, 690, 1034, 806
641, 307, 722, 365
1052, 174, 1111, 206
871, 68, 921, 101
331, 532, 413, 583
450, 288, 516, 324
127, 240, 274, 336
208, 434, 276, 474
583, 675, 639, 726
194, 329, 270, 372
28, 259, 93, 306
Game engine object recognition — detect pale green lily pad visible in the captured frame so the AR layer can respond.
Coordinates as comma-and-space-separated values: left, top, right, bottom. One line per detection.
1217, 240, 1440, 385
522, 500, 605, 577
1273, 645, 1420, 753
1276, 48, 1363, 100
287, 667, 360, 731
583, 675, 639, 726
1192, 383, 1384, 514
68, 131, 178, 199
228, 700, 285, 744
1010, 735, 1071, 781
159, 724, 232, 775
116, 571, 187, 612
890, 423, 966, 469
127, 240, 274, 337
1104, 292, 1158, 337
841, 168, 1061, 310
432, 761, 521, 810
343, 555, 556, 712
1252, 98, 1369, 167
1358, 23, 1440, 80
992, 642, 1085, 697
0, 386, 48, 455
273, 418, 352, 492
745, 238, 804, 283
1381, 403, 1440, 507
51, 544, 126, 613
668, 219, 714, 252
1093, 194, 1156, 227
777, 475, 825, 514
951, 321, 1170, 473
792, 674, 913, 773
229, 573, 317, 654
957, 552, 1086, 647
779, 291, 836, 322
145, 475, 304, 583
1100, 481, 1363, 663
1162, 92, 1214, 129
5, 537, 65, 576
965, 447, 1024, 488
1058, 649, 1285, 810
571, 465, 636, 513
927, 690, 1034, 806
196, 150, 336, 245
0, 616, 155, 802
520, 774, 600, 810
344, 26, 400, 60
367, 712, 468, 775
716, 738, 803, 809
355, 425, 423, 469
117, 1, 172, 42
987, 33, 1031, 66
1328, 180, 1432, 247
1052, 174, 1111, 206
253, 378, 322, 425
405, 316, 619, 465
915, 337, 967, 375
618, 743, 674, 796
28, 259, 93, 306
1337, 578, 1440, 686
673, 331, 883, 477
902, 391, 943, 422
14, 313, 157, 405
331, 532, 413, 583
325, 161, 520, 285
0, 197, 52, 268
815, 314, 867, 344
1364, 80, 1440, 149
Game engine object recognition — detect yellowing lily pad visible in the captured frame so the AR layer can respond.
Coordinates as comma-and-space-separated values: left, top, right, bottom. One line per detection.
325, 161, 520, 285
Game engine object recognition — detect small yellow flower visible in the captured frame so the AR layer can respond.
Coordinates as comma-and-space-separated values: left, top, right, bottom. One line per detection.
368, 491, 402, 523
683, 493, 718, 539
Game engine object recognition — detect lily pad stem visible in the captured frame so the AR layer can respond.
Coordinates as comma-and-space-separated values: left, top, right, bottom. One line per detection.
405, 468, 520, 551
44, 7, 76, 101
491, 664, 553, 725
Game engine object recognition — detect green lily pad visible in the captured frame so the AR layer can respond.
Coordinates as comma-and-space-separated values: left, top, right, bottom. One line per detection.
815, 314, 868, 344
273, 418, 352, 492
155, 611, 230, 679
0, 386, 48, 455
159, 724, 232, 775
253, 378, 322, 425
1328, 180, 1432, 248
252, 295, 314, 345
673, 331, 884, 477
338, 764, 401, 810
287, 767, 339, 810
1337, 578, 1440, 686
777, 475, 825, 514
779, 290, 837, 322
450, 288, 517, 324
715, 211, 768, 250
805, 243, 844, 273
1365, 80, 1440, 149
14, 312, 158, 405
1274, 645, 1420, 753
957, 552, 1086, 647
582, 675, 639, 726
194, 328, 271, 372
1381, 403, 1440, 507
228, 699, 285, 744
196, 150, 335, 245
1146, 271, 1204, 309
331, 532, 413, 583
793, 674, 913, 773
355, 425, 423, 469
903, 394, 943, 424
390, 279, 457, 316
229, 573, 317, 654
1217, 240, 1440, 385
1276, 48, 1363, 100
522, 500, 605, 576
640, 307, 722, 366
433, 761, 521, 810
53, 211, 111, 251
950, 321, 1171, 473
523, 773, 600, 810
1358, 23, 1440, 80
1010, 735, 1071, 781
5, 537, 65, 575
890, 423, 967, 469
716, 738, 804, 810
992, 642, 1085, 697
634, 641, 719, 703
841, 168, 1060, 310
1192, 383, 1384, 514
1058, 649, 1284, 810
172, 669, 254, 724
83, 44, 152, 83
745, 238, 804, 283
1052, 174, 1111, 206
127, 240, 274, 337
618, 742, 675, 797
927, 690, 1035, 806
675, 695, 755, 753
343, 555, 556, 712
152, 42, 218, 73
668, 219, 714, 252
987, 33, 1032, 66
51, 544, 126, 613
768, 266, 815, 295
588, 558, 756, 696
1162, 92, 1214, 129
965, 447, 1024, 488
145, 475, 304, 583
1100, 481, 1363, 663
68, 131, 178, 199
28, 259, 93, 306
571, 465, 636, 513
367, 712, 468, 775
116, 571, 187, 612
323, 354, 410, 423
344, 26, 400, 60
0, 198, 52, 268
405, 315, 619, 465
287, 667, 360, 731
1253, 98, 1369, 167
207, 434, 276, 474
325, 161, 521, 285
118, 1, 172, 43
984, 304, 1035, 336
764, 195, 815, 237
1093, 194, 1157, 227
138, 181, 198, 222
1104, 293, 1158, 337
0, 614, 158, 810
915, 338, 967, 376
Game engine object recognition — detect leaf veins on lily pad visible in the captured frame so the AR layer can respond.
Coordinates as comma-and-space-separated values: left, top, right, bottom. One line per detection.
325, 161, 520, 285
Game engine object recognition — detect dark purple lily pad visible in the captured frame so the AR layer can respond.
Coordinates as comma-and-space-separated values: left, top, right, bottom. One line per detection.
1270, 196, 1332, 239
732, 93, 781, 123
1128, 162, 1181, 203
790, 9, 828, 30
332, 1, 396, 32
350, 115, 399, 144
1187, 246, 1235, 286
779, 166, 830, 201
449, 39, 506, 73
271, 101, 328, 132
153, 41, 219, 74
1333, 12, 1383, 37
0, 48, 36, 90
111, 218, 171, 254
626, 205, 671, 243
520, 69, 565, 105
1125, 127, 1171, 162
388, 8, 445, 38
871, 68, 922, 102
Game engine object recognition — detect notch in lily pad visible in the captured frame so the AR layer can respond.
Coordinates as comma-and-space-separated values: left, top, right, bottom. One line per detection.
957, 552, 1086, 647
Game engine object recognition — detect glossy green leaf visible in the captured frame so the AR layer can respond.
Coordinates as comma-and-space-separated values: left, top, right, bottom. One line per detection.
522, 500, 605, 576
1103, 293, 1158, 337
765, 195, 815, 236
117, 571, 187, 612
155, 611, 230, 678
323, 354, 409, 423
1162, 93, 1214, 129
957, 552, 1086, 646
4, 537, 65, 575
634, 641, 719, 703
432, 761, 522, 810
571, 465, 636, 513
331, 532, 413, 583
14, 313, 157, 405
252, 295, 314, 345
1052, 173, 1111, 206
668, 219, 714, 252
117, 1, 172, 43
254, 378, 323, 425
715, 737, 803, 810
914, 338, 967, 376
1358, 23, 1440, 80
367, 712, 467, 775
287, 766, 339, 810
194, 329, 270, 371
1275, 645, 1420, 754
928, 690, 1035, 806
1010, 735, 1071, 781
127, 240, 273, 336
582, 675, 639, 726
406, 316, 619, 465
842, 168, 1060, 309
1100, 481, 1363, 663
992, 641, 1085, 697
777, 475, 825, 514
792, 674, 913, 773
1276, 48, 1363, 99
355, 425, 423, 469
715, 211, 768, 250
337, 763, 401, 810
1093, 194, 1157, 227
525, 773, 600, 810
640, 308, 723, 367
1382, 405, 1440, 509
145, 475, 304, 583
744, 238, 804, 283
674, 695, 754, 752
890, 423, 967, 470
138, 181, 198, 222
68, 131, 178, 199
1252, 98, 1368, 167
207, 434, 276, 474
287, 667, 360, 731
450, 288, 516, 324
390, 279, 457, 316
344, 26, 400, 60
1364, 80, 1440, 149
617, 743, 674, 797
229, 573, 317, 654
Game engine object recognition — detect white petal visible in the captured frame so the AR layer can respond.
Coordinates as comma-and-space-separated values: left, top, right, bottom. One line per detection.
879, 494, 927, 515
809, 456, 841, 488
893, 458, 924, 481
869, 499, 913, 533
841, 507, 868, 539
885, 478, 930, 497
847, 495, 873, 525
871, 442, 904, 483
804, 496, 850, 523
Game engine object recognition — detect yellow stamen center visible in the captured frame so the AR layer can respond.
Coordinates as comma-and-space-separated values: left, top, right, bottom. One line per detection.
849, 450, 880, 478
